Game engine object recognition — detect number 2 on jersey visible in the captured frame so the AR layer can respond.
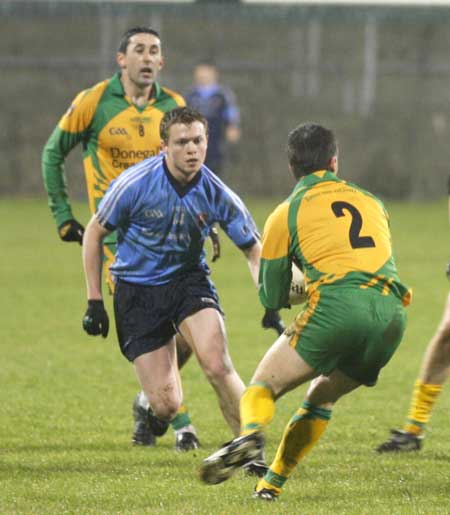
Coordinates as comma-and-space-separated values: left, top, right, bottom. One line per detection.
331, 201, 375, 249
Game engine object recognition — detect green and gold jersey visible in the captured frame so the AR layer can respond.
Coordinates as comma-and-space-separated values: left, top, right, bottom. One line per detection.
42, 73, 185, 240
259, 170, 412, 310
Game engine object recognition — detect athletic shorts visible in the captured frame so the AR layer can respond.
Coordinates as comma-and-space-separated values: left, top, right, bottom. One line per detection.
113, 271, 222, 362
286, 286, 407, 386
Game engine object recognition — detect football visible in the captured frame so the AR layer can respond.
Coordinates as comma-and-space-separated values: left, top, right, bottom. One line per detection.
289, 264, 307, 305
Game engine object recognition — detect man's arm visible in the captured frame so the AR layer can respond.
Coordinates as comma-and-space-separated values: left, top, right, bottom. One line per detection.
81, 215, 110, 337
225, 125, 241, 144
83, 215, 110, 300
43, 87, 98, 242
42, 125, 86, 243
242, 240, 262, 288
222, 86, 240, 144
243, 241, 286, 336
218, 192, 285, 335
259, 203, 292, 311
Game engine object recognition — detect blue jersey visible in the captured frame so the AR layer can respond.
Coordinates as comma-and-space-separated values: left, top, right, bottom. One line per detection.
185, 84, 240, 167
96, 154, 258, 285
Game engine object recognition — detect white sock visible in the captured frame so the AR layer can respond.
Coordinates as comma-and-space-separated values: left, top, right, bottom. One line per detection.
175, 424, 196, 436
138, 391, 150, 410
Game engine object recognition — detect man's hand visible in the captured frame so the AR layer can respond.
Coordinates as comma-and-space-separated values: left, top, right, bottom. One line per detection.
261, 309, 285, 336
210, 226, 221, 262
446, 259, 450, 281
58, 219, 85, 245
82, 300, 109, 338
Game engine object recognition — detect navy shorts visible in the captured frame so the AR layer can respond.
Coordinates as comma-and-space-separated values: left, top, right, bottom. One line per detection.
113, 271, 222, 362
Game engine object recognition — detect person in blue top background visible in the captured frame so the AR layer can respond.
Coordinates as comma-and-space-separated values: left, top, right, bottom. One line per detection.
185, 60, 285, 337
185, 59, 241, 177
81, 107, 268, 476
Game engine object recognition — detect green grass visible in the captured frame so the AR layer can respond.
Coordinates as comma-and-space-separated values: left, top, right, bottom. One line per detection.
1, 197, 450, 514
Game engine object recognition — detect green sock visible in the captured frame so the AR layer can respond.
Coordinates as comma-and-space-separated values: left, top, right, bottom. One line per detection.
170, 405, 192, 431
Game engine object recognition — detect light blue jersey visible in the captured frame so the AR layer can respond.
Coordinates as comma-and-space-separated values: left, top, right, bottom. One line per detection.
96, 154, 259, 285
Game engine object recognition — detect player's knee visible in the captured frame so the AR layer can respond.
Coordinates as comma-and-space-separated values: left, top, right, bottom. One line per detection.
150, 392, 181, 422
201, 355, 234, 384
306, 376, 338, 406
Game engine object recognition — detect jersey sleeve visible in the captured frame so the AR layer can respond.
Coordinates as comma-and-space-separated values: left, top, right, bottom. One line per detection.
259, 202, 292, 310
95, 175, 135, 231
218, 190, 259, 249
42, 87, 100, 227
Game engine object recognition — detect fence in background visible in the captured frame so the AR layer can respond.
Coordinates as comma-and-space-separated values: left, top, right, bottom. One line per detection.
1, 1, 450, 199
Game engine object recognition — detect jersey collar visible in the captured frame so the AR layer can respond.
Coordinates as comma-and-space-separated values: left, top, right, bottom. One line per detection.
163, 157, 203, 197
110, 72, 162, 100
294, 169, 339, 192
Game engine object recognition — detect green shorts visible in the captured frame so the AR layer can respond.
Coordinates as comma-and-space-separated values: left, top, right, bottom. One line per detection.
287, 286, 407, 386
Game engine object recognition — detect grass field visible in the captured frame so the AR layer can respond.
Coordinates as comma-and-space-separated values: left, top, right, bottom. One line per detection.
1, 197, 450, 514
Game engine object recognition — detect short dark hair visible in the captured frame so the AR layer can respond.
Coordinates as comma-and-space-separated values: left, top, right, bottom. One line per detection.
195, 58, 217, 69
160, 107, 208, 143
286, 123, 338, 179
118, 26, 160, 54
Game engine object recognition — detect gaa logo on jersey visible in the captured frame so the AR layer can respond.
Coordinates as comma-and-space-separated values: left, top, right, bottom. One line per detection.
109, 127, 128, 136
144, 209, 164, 219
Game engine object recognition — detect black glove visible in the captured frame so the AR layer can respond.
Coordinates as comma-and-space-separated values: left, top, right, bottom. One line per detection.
261, 309, 285, 336
210, 226, 221, 262
82, 300, 109, 338
58, 219, 85, 245
446, 259, 450, 281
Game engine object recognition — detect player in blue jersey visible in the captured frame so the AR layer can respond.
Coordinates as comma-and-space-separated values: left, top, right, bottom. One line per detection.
80, 107, 267, 474
185, 59, 241, 176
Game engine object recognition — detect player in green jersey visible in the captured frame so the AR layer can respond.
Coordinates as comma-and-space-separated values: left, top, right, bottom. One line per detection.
42, 26, 203, 452
200, 122, 412, 500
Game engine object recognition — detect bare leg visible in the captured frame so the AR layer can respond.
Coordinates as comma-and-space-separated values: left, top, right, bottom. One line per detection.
179, 308, 245, 435
252, 333, 319, 396
305, 368, 361, 408
133, 337, 182, 422
393, 293, 450, 438
253, 369, 361, 497
133, 333, 196, 448
176, 333, 193, 369
199, 337, 355, 487
418, 292, 450, 384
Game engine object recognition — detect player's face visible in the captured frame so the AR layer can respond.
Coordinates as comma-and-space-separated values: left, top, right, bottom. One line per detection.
117, 33, 163, 88
163, 122, 208, 183
194, 64, 218, 87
